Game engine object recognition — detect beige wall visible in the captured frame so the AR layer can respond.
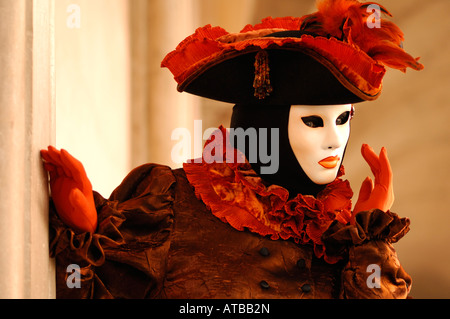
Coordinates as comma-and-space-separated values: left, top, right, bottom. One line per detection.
134, 0, 202, 168
55, 0, 131, 197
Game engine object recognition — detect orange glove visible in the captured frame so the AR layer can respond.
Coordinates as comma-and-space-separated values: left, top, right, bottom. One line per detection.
353, 144, 395, 215
41, 146, 97, 233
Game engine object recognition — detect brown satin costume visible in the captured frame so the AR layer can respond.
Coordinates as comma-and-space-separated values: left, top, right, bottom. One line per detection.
49, 0, 423, 299
50, 163, 411, 299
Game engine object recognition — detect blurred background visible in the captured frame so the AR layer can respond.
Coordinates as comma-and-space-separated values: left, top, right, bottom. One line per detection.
55, 0, 450, 298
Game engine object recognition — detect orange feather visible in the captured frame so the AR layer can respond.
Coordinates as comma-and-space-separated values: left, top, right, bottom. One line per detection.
300, 0, 424, 71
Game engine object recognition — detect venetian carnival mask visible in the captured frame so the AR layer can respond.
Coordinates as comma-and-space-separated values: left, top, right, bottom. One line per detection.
229, 103, 351, 197
288, 104, 353, 185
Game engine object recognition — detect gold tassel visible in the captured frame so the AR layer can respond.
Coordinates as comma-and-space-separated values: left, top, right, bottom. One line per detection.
253, 50, 273, 99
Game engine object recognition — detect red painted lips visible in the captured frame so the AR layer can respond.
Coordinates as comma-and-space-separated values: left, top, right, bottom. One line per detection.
318, 156, 340, 169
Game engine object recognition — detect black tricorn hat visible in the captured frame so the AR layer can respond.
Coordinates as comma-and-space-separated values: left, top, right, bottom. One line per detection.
162, 0, 423, 106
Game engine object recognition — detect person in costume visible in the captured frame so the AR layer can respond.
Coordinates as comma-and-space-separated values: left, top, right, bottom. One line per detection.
41, 0, 423, 299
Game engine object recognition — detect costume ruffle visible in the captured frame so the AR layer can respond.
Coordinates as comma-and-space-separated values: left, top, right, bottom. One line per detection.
184, 126, 354, 264
322, 209, 412, 298
49, 164, 176, 298
322, 209, 410, 259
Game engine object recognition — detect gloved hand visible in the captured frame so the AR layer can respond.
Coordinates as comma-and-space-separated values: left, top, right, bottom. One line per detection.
41, 146, 97, 233
353, 144, 394, 215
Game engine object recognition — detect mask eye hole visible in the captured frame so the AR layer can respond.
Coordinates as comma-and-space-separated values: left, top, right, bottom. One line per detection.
301, 116, 323, 128
336, 111, 350, 126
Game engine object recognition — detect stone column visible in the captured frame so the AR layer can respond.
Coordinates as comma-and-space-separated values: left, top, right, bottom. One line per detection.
0, 0, 55, 298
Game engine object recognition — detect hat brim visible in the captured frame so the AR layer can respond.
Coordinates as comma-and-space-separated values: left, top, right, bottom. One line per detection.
180, 44, 378, 105
176, 33, 386, 105
162, 24, 388, 105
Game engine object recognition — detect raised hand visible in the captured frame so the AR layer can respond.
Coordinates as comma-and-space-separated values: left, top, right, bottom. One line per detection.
353, 144, 394, 214
41, 146, 97, 233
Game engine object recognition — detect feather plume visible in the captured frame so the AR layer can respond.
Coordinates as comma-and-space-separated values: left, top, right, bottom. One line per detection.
300, 0, 424, 72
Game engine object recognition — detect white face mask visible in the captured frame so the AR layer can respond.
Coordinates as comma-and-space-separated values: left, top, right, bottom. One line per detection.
288, 104, 353, 185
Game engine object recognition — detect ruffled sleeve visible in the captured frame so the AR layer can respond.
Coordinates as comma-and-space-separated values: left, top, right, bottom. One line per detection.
49, 164, 176, 299
322, 209, 412, 299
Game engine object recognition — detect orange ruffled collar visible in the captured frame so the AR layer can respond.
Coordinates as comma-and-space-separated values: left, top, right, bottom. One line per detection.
183, 126, 353, 263
183, 126, 354, 264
